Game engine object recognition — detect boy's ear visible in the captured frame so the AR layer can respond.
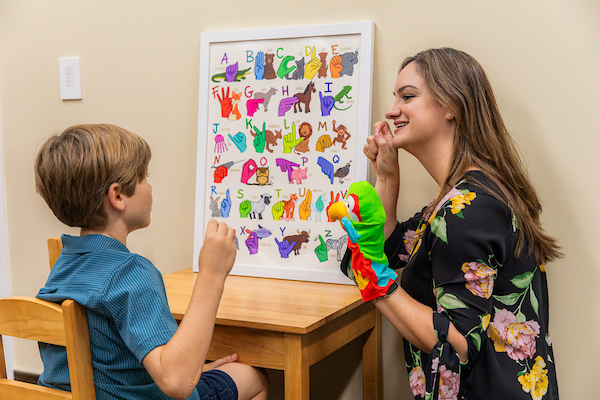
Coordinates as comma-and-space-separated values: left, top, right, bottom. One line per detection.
106, 183, 126, 211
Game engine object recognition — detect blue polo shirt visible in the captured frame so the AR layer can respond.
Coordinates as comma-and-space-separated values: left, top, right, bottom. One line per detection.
37, 234, 199, 400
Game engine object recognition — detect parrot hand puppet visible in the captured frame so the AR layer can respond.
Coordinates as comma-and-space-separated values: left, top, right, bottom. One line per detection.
327, 181, 398, 302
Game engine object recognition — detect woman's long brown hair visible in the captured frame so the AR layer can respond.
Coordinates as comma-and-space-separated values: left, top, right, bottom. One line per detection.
402, 48, 561, 264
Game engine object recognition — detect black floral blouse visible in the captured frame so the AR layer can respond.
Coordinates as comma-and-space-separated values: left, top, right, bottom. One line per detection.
384, 171, 558, 400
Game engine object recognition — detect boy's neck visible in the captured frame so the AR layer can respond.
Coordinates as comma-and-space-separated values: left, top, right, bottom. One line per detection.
80, 224, 129, 246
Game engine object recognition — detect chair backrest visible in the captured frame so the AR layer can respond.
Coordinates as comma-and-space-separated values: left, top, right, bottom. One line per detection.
0, 296, 96, 400
47, 238, 62, 270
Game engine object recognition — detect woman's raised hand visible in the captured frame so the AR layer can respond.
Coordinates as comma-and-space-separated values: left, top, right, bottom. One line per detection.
364, 121, 399, 178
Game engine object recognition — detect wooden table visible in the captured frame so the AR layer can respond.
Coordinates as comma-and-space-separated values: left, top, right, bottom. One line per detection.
163, 268, 382, 400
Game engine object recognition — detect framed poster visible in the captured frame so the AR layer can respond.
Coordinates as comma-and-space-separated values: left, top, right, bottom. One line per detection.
193, 22, 374, 284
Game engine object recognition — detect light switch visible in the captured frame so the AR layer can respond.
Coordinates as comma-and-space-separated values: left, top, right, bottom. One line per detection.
58, 57, 82, 100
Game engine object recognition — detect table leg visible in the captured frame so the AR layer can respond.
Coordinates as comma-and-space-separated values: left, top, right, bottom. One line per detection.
362, 308, 383, 400
284, 333, 309, 400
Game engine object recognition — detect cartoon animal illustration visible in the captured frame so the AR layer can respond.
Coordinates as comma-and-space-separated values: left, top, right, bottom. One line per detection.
256, 167, 270, 186
340, 51, 359, 77
209, 196, 221, 218
263, 53, 277, 80
250, 225, 273, 239
315, 134, 333, 152
290, 167, 307, 184
327, 181, 398, 302
310, 193, 328, 222
326, 234, 349, 262
282, 193, 298, 220
228, 90, 242, 121
265, 129, 282, 153
283, 229, 311, 256
317, 52, 328, 78
240, 193, 272, 219
293, 81, 316, 113
332, 120, 351, 149
294, 122, 312, 154
214, 134, 228, 153
334, 161, 352, 183
286, 58, 305, 80
334, 86, 353, 111
253, 88, 278, 112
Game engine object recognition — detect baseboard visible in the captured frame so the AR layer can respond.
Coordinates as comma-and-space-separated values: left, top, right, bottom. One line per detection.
14, 370, 39, 384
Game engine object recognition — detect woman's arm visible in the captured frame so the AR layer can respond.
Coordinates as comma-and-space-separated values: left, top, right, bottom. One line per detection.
364, 121, 400, 239
375, 289, 468, 363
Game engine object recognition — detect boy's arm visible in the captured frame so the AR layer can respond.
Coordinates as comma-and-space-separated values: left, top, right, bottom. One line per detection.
142, 220, 235, 399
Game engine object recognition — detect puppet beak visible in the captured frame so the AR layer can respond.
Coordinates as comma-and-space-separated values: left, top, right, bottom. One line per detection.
328, 201, 349, 227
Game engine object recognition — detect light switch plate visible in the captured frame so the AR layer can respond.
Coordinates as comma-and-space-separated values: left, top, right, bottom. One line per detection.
58, 57, 82, 100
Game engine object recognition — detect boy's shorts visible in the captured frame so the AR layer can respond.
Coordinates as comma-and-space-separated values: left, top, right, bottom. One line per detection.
196, 369, 238, 400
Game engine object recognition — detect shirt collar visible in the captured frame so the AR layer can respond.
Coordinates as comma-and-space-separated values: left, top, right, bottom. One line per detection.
60, 234, 130, 254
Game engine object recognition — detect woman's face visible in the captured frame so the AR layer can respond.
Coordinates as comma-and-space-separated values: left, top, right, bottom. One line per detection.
385, 61, 454, 154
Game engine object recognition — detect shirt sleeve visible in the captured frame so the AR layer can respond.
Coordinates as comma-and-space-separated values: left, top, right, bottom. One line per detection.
384, 209, 425, 270
426, 189, 512, 368
102, 256, 179, 362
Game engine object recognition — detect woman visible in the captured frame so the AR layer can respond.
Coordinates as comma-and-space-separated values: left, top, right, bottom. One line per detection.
356, 48, 560, 399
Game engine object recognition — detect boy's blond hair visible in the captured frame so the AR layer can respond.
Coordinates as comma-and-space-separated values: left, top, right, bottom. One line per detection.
35, 124, 151, 229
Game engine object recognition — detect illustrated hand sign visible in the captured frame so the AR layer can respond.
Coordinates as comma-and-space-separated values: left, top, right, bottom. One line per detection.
226, 62, 239, 83
252, 122, 266, 153
217, 87, 232, 118
220, 189, 232, 218
275, 238, 296, 259
255, 51, 265, 80
271, 201, 284, 220
317, 156, 335, 184
319, 92, 335, 117
277, 55, 296, 79
304, 47, 322, 80
283, 122, 304, 153
314, 235, 328, 262
228, 132, 247, 153
246, 98, 264, 117
245, 232, 259, 255
278, 97, 299, 117
299, 189, 312, 221
330, 56, 342, 79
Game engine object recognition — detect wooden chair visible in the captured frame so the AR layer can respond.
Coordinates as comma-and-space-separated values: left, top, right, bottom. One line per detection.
0, 296, 96, 399
47, 238, 62, 270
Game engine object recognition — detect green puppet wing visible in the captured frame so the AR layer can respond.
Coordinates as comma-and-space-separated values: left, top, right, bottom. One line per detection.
345, 181, 388, 266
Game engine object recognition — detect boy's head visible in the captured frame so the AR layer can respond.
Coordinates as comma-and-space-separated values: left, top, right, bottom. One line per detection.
35, 124, 151, 229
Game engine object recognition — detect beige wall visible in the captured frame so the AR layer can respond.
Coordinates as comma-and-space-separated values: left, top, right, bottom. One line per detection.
1, 0, 598, 399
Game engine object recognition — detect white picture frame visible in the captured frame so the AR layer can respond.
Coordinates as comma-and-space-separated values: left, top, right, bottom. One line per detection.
193, 22, 374, 284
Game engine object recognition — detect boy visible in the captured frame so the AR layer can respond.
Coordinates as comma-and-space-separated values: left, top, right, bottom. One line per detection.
34, 124, 268, 400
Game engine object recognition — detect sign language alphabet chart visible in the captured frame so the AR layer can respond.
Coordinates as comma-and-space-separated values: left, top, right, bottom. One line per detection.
194, 22, 374, 283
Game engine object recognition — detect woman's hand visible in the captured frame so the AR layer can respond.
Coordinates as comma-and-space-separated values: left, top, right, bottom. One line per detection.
364, 121, 399, 179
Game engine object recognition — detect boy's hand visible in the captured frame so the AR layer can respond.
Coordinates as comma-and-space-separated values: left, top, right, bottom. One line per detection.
198, 219, 236, 279
202, 353, 238, 372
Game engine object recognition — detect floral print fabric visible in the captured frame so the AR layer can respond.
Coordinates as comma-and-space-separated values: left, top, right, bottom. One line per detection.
385, 171, 558, 400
